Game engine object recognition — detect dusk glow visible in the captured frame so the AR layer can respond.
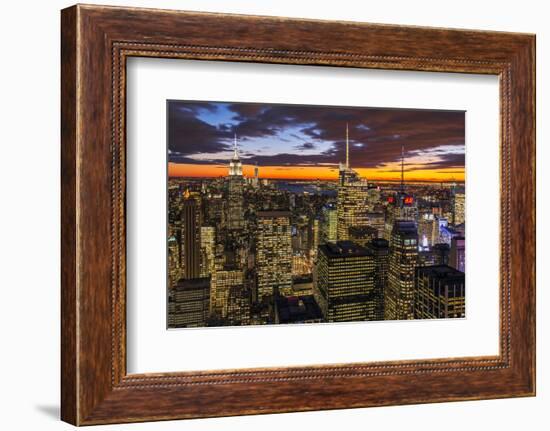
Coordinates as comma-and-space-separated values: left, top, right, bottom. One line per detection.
168, 101, 465, 182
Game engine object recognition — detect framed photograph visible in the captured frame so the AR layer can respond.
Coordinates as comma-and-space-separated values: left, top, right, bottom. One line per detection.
61, 4, 536, 425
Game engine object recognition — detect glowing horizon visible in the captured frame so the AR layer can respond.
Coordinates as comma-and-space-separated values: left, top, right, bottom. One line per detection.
168, 162, 464, 183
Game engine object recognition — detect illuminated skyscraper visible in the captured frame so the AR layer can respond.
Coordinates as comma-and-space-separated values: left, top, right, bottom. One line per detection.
168, 277, 210, 328
181, 193, 201, 279
167, 235, 182, 289
366, 238, 390, 320
418, 212, 435, 248
199, 226, 215, 278
386, 220, 418, 320
415, 265, 465, 319
255, 211, 293, 301
449, 236, 465, 272
337, 124, 369, 240
453, 192, 465, 225
226, 285, 251, 325
210, 259, 244, 318
314, 241, 376, 322
227, 134, 245, 230
320, 204, 338, 244
311, 217, 320, 260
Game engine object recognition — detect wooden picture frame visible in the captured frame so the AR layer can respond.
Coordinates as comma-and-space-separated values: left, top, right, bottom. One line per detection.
61, 4, 535, 425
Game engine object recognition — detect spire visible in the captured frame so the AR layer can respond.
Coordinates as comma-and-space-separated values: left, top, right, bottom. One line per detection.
233, 133, 239, 159
400, 144, 405, 191
346, 123, 350, 169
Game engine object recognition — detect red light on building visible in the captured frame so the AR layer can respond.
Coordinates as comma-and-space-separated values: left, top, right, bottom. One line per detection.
404, 196, 414, 205
387, 196, 395, 203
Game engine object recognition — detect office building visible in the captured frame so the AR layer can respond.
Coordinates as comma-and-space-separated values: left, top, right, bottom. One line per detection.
315, 241, 376, 322
320, 204, 338, 244
255, 211, 293, 301
386, 220, 419, 320
168, 277, 210, 328
337, 124, 369, 240
454, 192, 465, 225
449, 236, 466, 272
274, 295, 323, 324
181, 192, 201, 279
415, 265, 465, 319
366, 238, 389, 320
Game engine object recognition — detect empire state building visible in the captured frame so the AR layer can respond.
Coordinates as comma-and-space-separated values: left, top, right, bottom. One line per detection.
227, 134, 245, 230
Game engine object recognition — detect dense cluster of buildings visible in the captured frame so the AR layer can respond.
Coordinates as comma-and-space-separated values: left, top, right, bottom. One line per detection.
168, 129, 466, 328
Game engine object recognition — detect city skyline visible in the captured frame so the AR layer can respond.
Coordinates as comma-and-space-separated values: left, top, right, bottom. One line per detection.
168, 100, 465, 182
167, 100, 466, 329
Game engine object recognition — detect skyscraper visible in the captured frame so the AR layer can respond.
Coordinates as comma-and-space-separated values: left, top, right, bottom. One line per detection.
181, 193, 201, 279
386, 220, 419, 320
252, 163, 260, 188
366, 238, 390, 320
227, 134, 245, 230
255, 211, 293, 301
320, 204, 338, 244
453, 191, 465, 225
226, 285, 251, 325
199, 226, 215, 278
210, 259, 244, 318
168, 277, 210, 328
415, 265, 465, 319
337, 124, 369, 240
315, 241, 376, 322
449, 236, 465, 272
167, 235, 182, 289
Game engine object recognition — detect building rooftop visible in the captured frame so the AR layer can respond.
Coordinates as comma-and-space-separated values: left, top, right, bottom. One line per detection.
368, 238, 389, 249
392, 220, 418, 236
348, 226, 378, 237
256, 211, 291, 218
319, 241, 372, 258
416, 265, 465, 279
275, 295, 323, 324
174, 277, 210, 291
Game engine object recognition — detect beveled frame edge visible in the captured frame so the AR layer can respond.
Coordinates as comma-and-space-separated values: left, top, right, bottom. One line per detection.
61, 4, 535, 426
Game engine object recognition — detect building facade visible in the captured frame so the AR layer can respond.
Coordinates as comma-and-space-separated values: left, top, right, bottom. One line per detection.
255, 211, 293, 301
168, 277, 210, 328
366, 238, 390, 320
386, 220, 419, 320
415, 265, 465, 319
181, 193, 201, 279
314, 241, 376, 322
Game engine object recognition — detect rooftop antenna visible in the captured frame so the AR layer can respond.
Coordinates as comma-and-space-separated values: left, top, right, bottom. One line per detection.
346, 123, 350, 169
233, 132, 238, 158
400, 144, 405, 191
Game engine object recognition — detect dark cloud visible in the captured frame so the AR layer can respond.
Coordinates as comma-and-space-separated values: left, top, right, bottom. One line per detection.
294, 142, 316, 151
168, 102, 232, 156
168, 100, 464, 170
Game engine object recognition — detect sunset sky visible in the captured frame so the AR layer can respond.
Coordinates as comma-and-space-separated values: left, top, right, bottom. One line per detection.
168, 100, 465, 182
